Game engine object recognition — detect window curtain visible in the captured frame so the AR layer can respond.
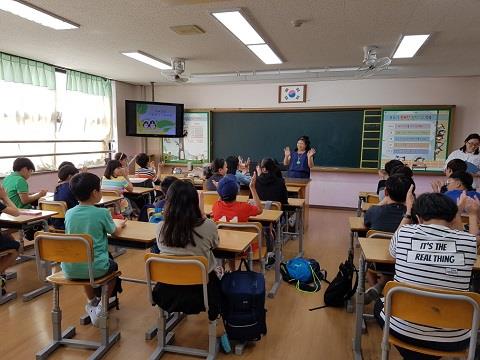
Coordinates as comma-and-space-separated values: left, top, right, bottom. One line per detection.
56, 70, 113, 167
0, 53, 56, 175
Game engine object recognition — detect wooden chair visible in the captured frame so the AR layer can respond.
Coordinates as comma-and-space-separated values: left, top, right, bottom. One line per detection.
366, 230, 394, 239
38, 200, 68, 233
203, 191, 219, 206
217, 222, 265, 273
366, 194, 380, 204
144, 254, 217, 360
0, 249, 17, 305
34, 232, 121, 360
101, 189, 122, 197
382, 281, 480, 360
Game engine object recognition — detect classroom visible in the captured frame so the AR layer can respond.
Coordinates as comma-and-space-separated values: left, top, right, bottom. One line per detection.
1, 1, 480, 359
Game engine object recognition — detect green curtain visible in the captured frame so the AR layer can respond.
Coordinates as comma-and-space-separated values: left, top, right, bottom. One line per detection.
0, 52, 56, 90
66, 70, 111, 98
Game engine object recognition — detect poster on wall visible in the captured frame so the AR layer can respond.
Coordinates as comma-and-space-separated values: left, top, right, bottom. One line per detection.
380, 109, 451, 172
162, 111, 210, 163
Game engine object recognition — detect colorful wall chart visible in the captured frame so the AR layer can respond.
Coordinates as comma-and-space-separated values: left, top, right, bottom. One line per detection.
380, 109, 452, 172
162, 111, 210, 163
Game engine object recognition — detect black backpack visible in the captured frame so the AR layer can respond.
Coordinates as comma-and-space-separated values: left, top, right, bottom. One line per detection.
309, 255, 358, 311
221, 259, 267, 342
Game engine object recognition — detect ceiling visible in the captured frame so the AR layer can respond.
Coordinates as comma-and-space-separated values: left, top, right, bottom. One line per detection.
1, 0, 479, 85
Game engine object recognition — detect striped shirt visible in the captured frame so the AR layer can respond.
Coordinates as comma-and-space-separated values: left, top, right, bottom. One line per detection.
135, 167, 156, 180
101, 176, 129, 192
382, 224, 477, 343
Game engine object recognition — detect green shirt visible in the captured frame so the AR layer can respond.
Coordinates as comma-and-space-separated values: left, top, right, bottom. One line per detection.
2, 172, 31, 209
62, 205, 117, 279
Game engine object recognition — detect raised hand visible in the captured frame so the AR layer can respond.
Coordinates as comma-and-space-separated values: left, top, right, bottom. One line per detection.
406, 184, 415, 211
284, 146, 291, 157
457, 191, 468, 213
307, 148, 316, 158
249, 171, 257, 189
466, 195, 480, 216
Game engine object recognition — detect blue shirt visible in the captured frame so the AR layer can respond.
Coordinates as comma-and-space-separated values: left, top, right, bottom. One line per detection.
235, 170, 251, 186
52, 182, 79, 229
288, 151, 310, 178
444, 189, 480, 203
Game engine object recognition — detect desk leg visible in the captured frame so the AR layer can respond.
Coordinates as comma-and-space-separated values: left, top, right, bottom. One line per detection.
248, 244, 253, 271
16, 228, 33, 264
352, 255, 366, 360
357, 197, 363, 217
298, 207, 304, 257
268, 220, 282, 298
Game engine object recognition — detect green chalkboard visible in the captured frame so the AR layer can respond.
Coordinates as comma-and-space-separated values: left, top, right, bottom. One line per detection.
212, 109, 368, 168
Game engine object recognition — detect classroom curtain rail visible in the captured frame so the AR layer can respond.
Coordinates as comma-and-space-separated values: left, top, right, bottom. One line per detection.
0, 52, 56, 89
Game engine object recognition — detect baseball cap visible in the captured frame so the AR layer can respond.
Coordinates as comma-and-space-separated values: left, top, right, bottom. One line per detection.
217, 175, 238, 201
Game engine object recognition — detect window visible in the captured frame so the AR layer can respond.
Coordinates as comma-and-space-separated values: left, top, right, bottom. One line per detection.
0, 53, 114, 176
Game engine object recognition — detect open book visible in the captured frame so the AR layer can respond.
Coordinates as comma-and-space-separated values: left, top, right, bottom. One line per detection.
466, 161, 480, 174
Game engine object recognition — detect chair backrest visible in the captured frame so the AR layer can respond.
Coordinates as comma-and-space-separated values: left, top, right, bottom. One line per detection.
383, 281, 480, 330
144, 253, 209, 309
202, 191, 219, 205
366, 194, 380, 204
366, 230, 394, 239
216, 221, 263, 263
102, 189, 121, 197
38, 200, 68, 219
34, 231, 96, 285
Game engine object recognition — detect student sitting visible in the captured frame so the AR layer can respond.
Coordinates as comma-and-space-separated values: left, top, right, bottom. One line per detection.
376, 159, 404, 196
431, 159, 467, 193
444, 171, 480, 203
102, 160, 133, 193
255, 158, 288, 205
226, 155, 251, 187
205, 158, 227, 191
3, 157, 47, 209
52, 165, 79, 230
374, 191, 479, 360
62, 172, 125, 327
138, 176, 179, 223
114, 152, 129, 176
134, 153, 162, 185
364, 175, 412, 233
212, 173, 262, 223
0, 185, 20, 295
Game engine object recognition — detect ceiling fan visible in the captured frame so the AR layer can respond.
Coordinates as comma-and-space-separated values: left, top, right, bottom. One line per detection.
357, 46, 392, 77
160, 58, 189, 83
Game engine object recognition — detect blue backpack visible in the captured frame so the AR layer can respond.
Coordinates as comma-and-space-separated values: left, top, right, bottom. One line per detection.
280, 258, 326, 293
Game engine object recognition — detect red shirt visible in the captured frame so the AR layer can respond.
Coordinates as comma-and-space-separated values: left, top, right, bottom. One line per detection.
212, 200, 259, 222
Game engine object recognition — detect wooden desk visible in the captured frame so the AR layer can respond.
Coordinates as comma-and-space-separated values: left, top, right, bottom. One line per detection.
97, 195, 123, 207
286, 186, 301, 194
0, 210, 58, 302
349, 216, 367, 232
353, 237, 480, 360
108, 220, 157, 249
287, 198, 305, 207
361, 202, 376, 212
250, 209, 283, 223
127, 187, 155, 195
285, 178, 310, 230
357, 191, 376, 216
216, 229, 257, 253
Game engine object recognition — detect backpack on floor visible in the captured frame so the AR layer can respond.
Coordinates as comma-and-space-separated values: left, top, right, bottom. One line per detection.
221, 259, 267, 342
310, 254, 358, 311
280, 257, 326, 293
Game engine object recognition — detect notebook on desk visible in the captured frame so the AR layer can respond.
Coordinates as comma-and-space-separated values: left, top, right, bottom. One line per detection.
19, 209, 42, 215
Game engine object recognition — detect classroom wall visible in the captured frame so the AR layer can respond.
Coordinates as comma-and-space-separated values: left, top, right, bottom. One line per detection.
148, 76, 480, 207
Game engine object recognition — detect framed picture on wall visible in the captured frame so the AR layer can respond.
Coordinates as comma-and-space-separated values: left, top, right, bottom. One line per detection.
278, 84, 307, 103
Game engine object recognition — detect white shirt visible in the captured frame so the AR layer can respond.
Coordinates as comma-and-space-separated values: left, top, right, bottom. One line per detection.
381, 224, 477, 343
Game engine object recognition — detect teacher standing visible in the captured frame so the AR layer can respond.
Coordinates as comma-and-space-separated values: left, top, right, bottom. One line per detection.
283, 135, 316, 178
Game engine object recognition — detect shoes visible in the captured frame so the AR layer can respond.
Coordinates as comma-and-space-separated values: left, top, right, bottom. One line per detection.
0, 275, 6, 296
265, 255, 276, 270
85, 303, 103, 327
364, 285, 380, 305
220, 333, 231, 354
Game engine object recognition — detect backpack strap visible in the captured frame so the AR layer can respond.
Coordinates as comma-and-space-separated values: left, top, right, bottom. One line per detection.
344, 266, 359, 301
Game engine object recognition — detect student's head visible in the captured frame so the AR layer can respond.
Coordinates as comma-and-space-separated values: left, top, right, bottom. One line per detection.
447, 171, 474, 191
295, 136, 311, 152
160, 176, 179, 195
13, 157, 35, 179
58, 161, 75, 170
217, 175, 238, 202
445, 159, 467, 177
384, 160, 404, 176
460, 133, 480, 155
412, 193, 458, 223
58, 165, 79, 182
135, 153, 149, 168
260, 158, 282, 178
114, 152, 128, 167
391, 165, 413, 179
226, 156, 239, 175
161, 180, 204, 248
69, 172, 102, 202
104, 160, 123, 179
212, 158, 227, 176
384, 175, 413, 203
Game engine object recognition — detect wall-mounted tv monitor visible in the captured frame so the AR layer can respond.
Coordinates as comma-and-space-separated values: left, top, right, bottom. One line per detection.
125, 100, 184, 138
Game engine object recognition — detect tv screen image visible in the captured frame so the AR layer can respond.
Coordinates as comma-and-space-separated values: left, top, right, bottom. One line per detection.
125, 100, 184, 138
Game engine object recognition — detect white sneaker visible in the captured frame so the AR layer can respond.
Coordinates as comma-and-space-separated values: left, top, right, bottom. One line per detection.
85, 303, 100, 327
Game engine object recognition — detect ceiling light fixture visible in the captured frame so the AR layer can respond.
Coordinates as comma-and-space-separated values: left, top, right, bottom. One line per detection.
211, 10, 282, 65
0, 0, 79, 30
121, 51, 172, 70
393, 34, 430, 59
